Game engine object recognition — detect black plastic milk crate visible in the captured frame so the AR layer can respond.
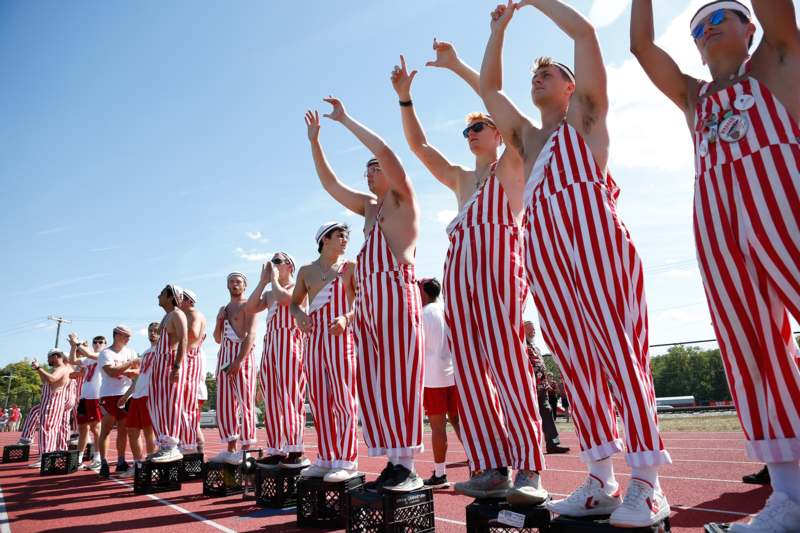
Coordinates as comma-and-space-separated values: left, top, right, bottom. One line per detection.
466, 497, 550, 532
254, 463, 302, 508
2, 444, 30, 463
347, 487, 435, 533
67, 442, 94, 457
548, 515, 671, 533
704, 525, 730, 533
297, 474, 365, 528
203, 461, 243, 496
180, 453, 204, 481
134, 460, 182, 493
40, 450, 80, 475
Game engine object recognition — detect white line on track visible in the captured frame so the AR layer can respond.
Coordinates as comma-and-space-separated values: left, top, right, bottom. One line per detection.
0, 486, 11, 533
108, 478, 235, 533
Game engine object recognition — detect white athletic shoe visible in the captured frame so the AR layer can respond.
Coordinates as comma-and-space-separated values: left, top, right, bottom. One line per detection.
28, 461, 41, 469
16, 438, 32, 446
223, 451, 243, 465
728, 492, 800, 532
609, 478, 670, 527
300, 464, 330, 478
507, 469, 549, 506
150, 447, 183, 464
209, 451, 232, 464
116, 467, 135, 478
323, 468, 359, 483
547, 475, 622, 517
454, 469, 512, 498
84, 459, 102, 471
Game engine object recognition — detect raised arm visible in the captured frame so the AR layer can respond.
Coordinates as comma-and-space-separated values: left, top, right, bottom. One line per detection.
630, 0, 699, 113
752, 0, 800, 57
521, 0, 608, 117
305, 110, 373, 216
245, 262, 273, 314
391, 52, 462, 191
324, 97, 414, 201
480, 1, 538, 159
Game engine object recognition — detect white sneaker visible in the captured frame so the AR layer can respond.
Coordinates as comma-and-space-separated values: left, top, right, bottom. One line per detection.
728, 491, 800, 532
150, 447, 183, 464
507, 469, 548, 506
223, 451, 243, 465
300, 464, 330, 478
454, 469, 512, 498
547, 475, 622, 517
609, 478, 670, 527
209, 451, 232, 464
116, 467, 135, 478
323, 468, 359, 483
85, 459, 102, 471
28, 461, 41, 469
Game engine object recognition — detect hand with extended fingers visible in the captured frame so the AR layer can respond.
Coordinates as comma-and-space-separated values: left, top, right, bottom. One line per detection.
322, 96, 348, 123
425, 38, 459, 70
304, 110, 321, 142
391, 55, 417, 100
491, 0, 518, 33
260, 261, 275, 285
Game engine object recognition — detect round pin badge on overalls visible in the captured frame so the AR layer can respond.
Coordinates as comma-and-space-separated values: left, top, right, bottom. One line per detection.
718, 113, 749, 143
699, 137, 709, 157
734, 94, 755, 111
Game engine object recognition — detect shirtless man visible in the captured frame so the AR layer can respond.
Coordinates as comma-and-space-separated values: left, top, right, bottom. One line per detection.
479, 1, 669, 526
148, 285, 188, 463
32, 350, 74, 457
179, 288, 206, 454
392, 40, 547, 503
212, 273, 258, 464
631, 1, 800, 529
291, 223, 358, 482
305, 99, 424, 492
247, 253, 310, 468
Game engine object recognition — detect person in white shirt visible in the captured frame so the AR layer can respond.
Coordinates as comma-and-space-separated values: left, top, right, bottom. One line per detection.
96, 325, 138, 477
68, 333, 105, 469
418, 278, 460, 489
118, 322, 159, 465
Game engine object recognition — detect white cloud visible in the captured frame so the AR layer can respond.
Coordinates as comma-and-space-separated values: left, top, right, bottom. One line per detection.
435, 209, 457, 224
234, 247, 271, 262
138, 327, 148, 337
245, 231, 262, 240
588, 0, 628, 28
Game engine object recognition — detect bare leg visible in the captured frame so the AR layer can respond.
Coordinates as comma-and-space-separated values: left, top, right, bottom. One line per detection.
143, 426, 157, 455
77, 423, 89, 455
127, 428, 143, 462
98, 415, 115, 461
429, 414, 448, 464
115, 418, 128, 463
446, 409, 462, 447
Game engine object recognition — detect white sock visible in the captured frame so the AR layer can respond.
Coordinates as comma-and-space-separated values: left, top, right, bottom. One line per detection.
386, 452, 399, 466
434, 462, 446, 477
631, 465, 660, 490
396, 456, 414, 471
77, 452, 84, 463
93, 453, 100, 462
587, 457, 619, 495
767, 461, 800, 504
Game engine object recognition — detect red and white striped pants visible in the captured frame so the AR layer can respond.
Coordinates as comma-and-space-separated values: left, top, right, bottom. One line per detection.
695, 144, 800, 462
259, 329, 306, 456
354, 267, 424, 457
148, 350, 187, 448
39, 387, 70, 454
305, 321, 358, 468
526, 183, 670, 467
21, 404, 41, 441
216, 338, 256, 445
444, 223, 546, 471
179, 351, 202, 449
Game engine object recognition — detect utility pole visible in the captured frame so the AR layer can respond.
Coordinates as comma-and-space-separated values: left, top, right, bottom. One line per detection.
47, 316, 71, 348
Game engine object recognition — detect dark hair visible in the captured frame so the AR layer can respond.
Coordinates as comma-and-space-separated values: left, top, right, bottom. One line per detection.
162, 285, 177, 306
148, 322, 160, 331
318, 227, 347, 253
92, 335, 106, 344
731, 11, 754, 49
420, 278, 441, 301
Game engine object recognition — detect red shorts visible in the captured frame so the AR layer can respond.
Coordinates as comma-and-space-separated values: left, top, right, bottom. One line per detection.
197, 400, 204, 423
77, 398, 102, 424
423, 385, 459, 417
125, 397, 152, 430
99, 395, 128, 421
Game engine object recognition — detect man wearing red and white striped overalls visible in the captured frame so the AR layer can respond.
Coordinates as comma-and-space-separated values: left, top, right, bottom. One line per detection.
119, 322, 159, 465
149, 284, 188, 463
291, 224, 358, 482
213, 273, 258, 465
481, 1, 671, 527
246, 252, 310, 469
305, 100, 425, 492
178, 289, 205, 454
32, 350, 74, 460
632, 1, 800, 530
391, 41, 548, 503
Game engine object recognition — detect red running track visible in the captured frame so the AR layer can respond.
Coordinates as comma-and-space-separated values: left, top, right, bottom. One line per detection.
0, 428, 769, 532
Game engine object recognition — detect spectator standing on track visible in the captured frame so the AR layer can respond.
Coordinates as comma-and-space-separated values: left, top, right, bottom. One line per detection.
9, 405, 20, 432
524, 322, 568, 455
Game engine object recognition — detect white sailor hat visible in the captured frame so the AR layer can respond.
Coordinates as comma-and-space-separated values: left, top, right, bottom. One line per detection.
183, 288, 198, 304
315, 222, 350, 245
113, 324, 133, 337
226, 272, 247, 285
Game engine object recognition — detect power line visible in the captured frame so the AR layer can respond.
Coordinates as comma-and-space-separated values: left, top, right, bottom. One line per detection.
46, 316, 71, 348
651, 331, 800, 349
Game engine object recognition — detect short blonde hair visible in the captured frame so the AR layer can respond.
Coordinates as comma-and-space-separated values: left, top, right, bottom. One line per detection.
464, 112, 496, 128
532, 56, 574, 82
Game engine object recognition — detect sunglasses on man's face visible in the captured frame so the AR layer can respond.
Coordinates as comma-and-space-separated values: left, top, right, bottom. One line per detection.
272, 257, 286, 265
93, 341, 105, 345
462, 122, 490, 138
691, 9, 726, 40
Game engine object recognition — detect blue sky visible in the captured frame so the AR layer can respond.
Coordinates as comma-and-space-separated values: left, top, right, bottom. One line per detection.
2, 0, 794, 368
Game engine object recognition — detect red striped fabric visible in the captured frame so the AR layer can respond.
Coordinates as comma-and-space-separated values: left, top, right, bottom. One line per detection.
20, 403, 41, 441
693, 70, 800, 463
180, 338, 203, 449
444, 168, 546, 472
524, 122, 669, 468
304, 265, 358, 468
148, 328, 187, 448
39, 381, 71, 453
215, 321, 257, 445
354, 206, 424, 457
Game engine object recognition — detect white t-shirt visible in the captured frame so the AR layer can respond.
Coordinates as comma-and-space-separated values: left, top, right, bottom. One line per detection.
422, 302, 455, 388
98, 346, 136, 397
132, 347, 155, 399
197, 349, 208, 401
80, 357, 102, 400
